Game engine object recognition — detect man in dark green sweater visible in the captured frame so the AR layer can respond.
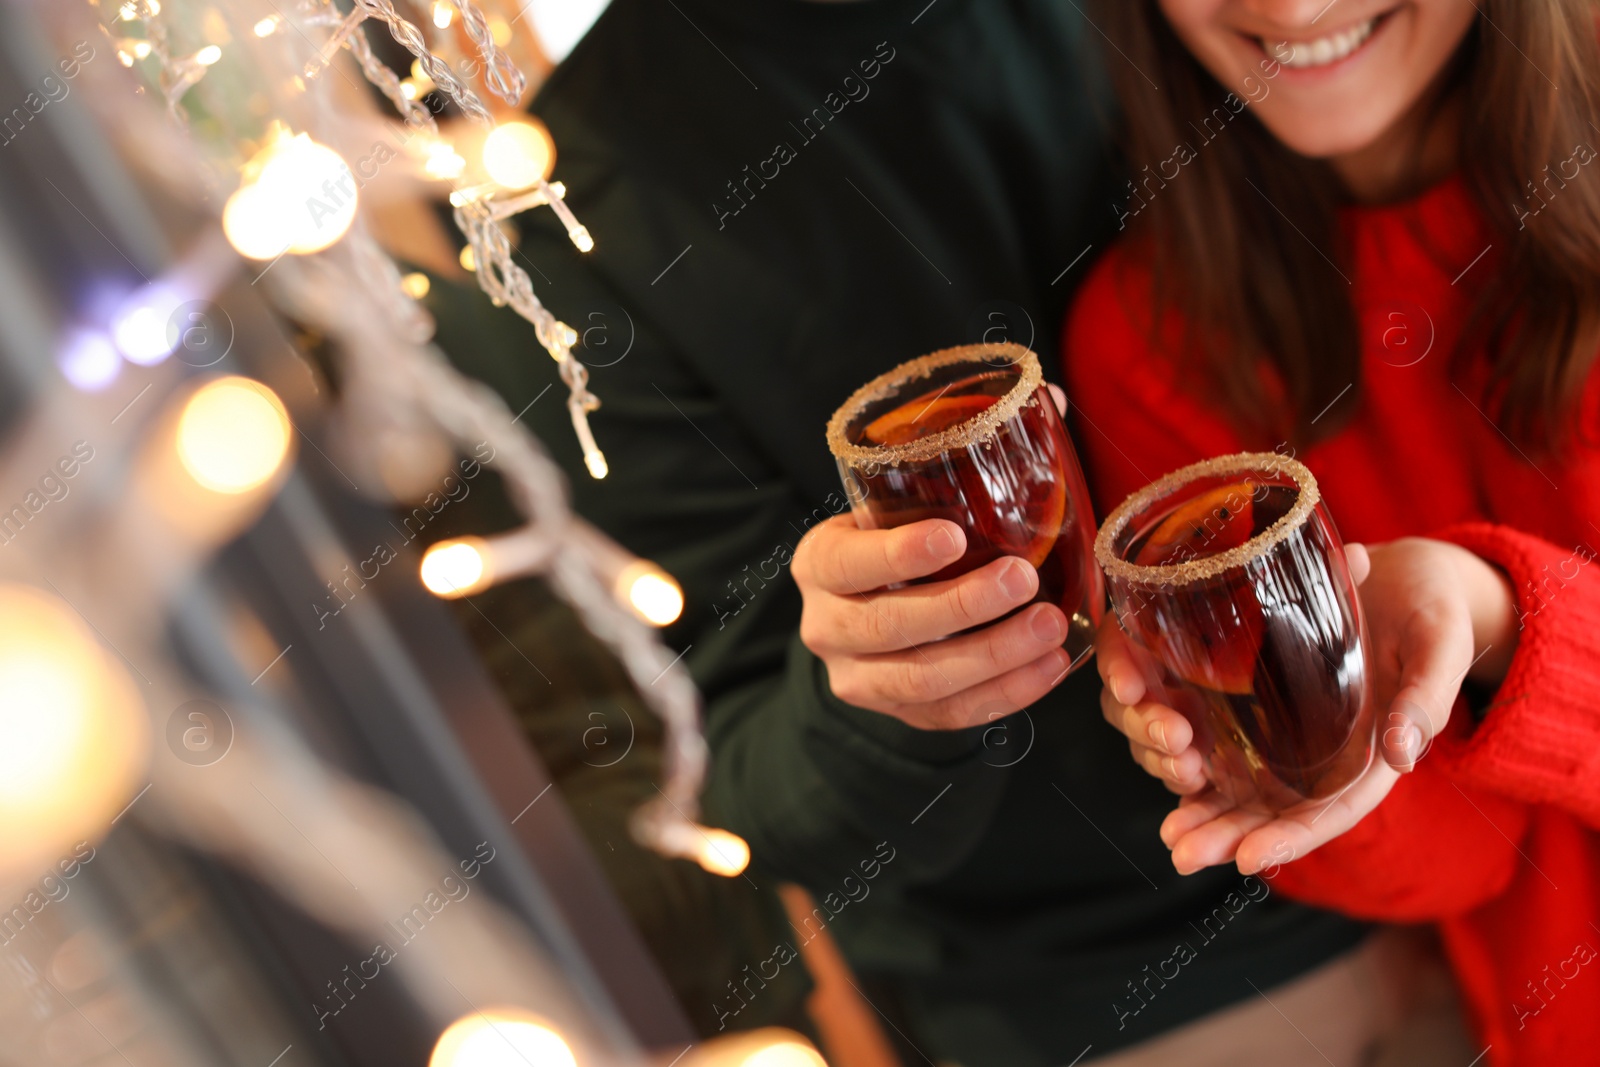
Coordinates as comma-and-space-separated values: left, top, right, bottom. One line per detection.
427, 0, 1366, 1062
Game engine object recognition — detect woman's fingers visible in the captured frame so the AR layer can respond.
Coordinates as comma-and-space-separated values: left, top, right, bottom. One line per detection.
1129, 738, 1206, 793
1170, 805, 1273, 874
1094, 613, 1147, 706
1379, 604, 1474, 771
1100, 688, 1193, 753
1232, 763, 1401, 874
1160, 789, 1238, 849
1346, 541, 1371, 586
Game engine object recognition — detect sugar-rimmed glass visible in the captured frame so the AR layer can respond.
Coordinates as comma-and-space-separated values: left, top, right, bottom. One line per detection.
1093, 452, 1375, 813
826, 343, 1103, 670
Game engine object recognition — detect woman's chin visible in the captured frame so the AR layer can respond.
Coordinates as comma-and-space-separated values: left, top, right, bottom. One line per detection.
1253, 115, 1395, 164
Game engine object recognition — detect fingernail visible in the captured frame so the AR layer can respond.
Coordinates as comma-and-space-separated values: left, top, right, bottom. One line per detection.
998, 559, 1034, 601
926, 525, 959, 559
1150, 720, 1167, 752
1403, 724, 1423, 765
1030, 606, 1064, 644
1109, 674, 1129, 706
1042, 648, 1072, 681
1161, 756, 1179, 779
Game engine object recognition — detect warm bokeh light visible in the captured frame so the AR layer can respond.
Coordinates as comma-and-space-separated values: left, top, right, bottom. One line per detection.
195, 44, 222, 66
459, 245, 476, 272
253, 15, 279, 36
619, 565, 683, 627
176, 377, 292, 494
420, 538, 491, 598
0, 585, 147, 880
583, 449, 607, 479
428, 1009, 575, 1067
432, 0, 453, 29
400, 272, 431, 299
424, 141, 466, 180
695, 827, 751, 877
742, 1042, 828, 1067
223, 129, 357, 260
481, 122, 554, 191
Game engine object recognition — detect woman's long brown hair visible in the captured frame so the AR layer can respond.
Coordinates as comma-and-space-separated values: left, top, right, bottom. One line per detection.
1097, 1, 1600, 452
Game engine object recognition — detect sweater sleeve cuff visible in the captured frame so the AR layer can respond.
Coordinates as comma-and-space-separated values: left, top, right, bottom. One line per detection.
1426, 523, 1600, 824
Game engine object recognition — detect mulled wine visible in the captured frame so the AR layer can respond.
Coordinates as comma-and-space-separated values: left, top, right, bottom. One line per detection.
1095, 454, 1374, 812
827, 344, 1102, 669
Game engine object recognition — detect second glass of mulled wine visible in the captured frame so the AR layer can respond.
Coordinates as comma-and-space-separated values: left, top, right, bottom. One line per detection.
1093, 452, 1375, 814
825, 343, 1103, 671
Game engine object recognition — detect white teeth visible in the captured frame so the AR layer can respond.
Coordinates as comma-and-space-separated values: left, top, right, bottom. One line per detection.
1267, 16, 1376, 69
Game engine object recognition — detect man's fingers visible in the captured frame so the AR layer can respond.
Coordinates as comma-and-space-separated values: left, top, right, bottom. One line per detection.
912, 647, 1074, 730
810, 555, 1040, 654
830, 603, 1070, 708
1094, 613, 1147, 706
796, 515, 967, 595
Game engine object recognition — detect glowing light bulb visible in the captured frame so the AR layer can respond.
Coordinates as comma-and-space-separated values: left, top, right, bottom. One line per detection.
117, 49, 135, 67
619, 565, 682, 627
481, 122, 554, 191
569, 226, 594, 253
696, 828, 751, 877
424, 141, 466, 180
742, 1043, 828, 1067
488, 15, 512, 45
429, 1010, 575, 1067
0, 585, 146, 881
223, 130, 358, 260
459, 245, 476, 272
58, 329, 121, 391
400, 272, 431, 299
176, 377, 292, 494
253, 15, 280, 36
132, 40, 152, 58
420, 538, 490, 598
432, 0, 454, 29
400, 80, 419, 100
118, 1, 138, 20
195, 44, 222, 65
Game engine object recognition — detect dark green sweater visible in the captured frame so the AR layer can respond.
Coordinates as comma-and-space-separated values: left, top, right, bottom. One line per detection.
426, 0, 1366, 1061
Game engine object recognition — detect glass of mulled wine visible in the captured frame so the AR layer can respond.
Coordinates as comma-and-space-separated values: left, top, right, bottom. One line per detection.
825, 343, 1103, 671
1093, 453, 1375, 814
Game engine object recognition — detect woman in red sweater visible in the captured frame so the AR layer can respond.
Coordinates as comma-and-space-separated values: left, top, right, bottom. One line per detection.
1067, 1, 1600, 1063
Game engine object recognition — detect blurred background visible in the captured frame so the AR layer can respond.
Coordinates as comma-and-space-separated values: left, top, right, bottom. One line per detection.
0, 1, 895, 1065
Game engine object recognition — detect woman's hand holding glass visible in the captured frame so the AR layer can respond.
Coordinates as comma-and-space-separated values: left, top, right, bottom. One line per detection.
1098, 537, 1519, 875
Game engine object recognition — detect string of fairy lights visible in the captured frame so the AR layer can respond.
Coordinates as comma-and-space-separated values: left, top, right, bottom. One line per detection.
84, 0, 750, 925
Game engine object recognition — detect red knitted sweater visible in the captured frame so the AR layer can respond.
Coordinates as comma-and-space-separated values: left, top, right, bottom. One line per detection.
1064, 176, 1600, 1067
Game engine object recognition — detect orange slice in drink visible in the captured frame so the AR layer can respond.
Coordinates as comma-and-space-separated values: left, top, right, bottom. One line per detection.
1019, 476, 1067, 569
862, 392, 996, 446
1134, 482, 1258, 567
1131, 481, 1263, 694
